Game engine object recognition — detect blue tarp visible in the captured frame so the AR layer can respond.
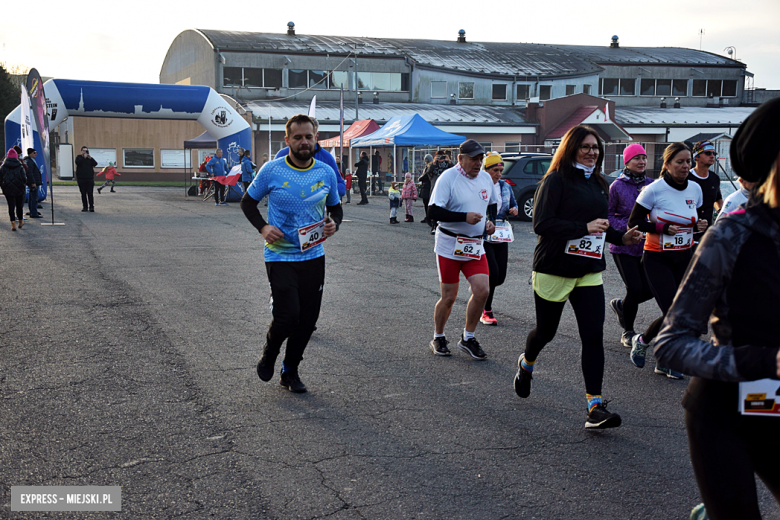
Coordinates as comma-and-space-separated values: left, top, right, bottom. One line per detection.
350, 114, 466, 147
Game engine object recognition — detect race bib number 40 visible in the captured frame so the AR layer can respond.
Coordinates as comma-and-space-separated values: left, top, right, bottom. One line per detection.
565, 233, 605, 259
663, 227, 693, 251
739, 379, 780, 417
452, 237, 484, 260
298, 219, 327, 252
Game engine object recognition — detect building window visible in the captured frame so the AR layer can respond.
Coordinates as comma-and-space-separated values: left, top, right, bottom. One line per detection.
539, 85, 551, 101
692, 79, 707, 97
123, 148, 154, 168
89, 148, 117, 168
431, 81, 447, 98
289, 69, 308, 89
517, 84, 530, 100
478, 142, 493, 152
620, 78, 635, 96
602, 78, 619, 96
459, 82, 474, 99
722, 80, 737, 97
264, 69, 282, 89
161, 149, 191, 169
355, 72, 370, 90
505, 142, 521, 153
673, 80, 688, 97
243, 68, 263, 87
707, 80, 723, 98
492, 84, 507, 100
583, 84, 591, 95
223, 67, 242, 87
329, 71, 349, 90
656, 79, 672, 97
640, 79, 655, 96
565, 85, 575, 96
309, 70, 327, 88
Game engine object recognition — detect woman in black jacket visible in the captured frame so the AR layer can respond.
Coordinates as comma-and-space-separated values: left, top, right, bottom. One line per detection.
1, 148, 31, 231
512, 125, 641, 429
655, 98, 780, 520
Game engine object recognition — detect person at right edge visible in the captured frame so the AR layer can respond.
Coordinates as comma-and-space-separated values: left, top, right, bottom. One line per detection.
241, 114, 342, 394
655, 99, 780, 520
512, 125, 642, 430
75, 146, 97, 212
689, 140, 722, 244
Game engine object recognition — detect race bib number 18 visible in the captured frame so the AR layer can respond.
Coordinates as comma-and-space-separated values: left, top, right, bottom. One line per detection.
565, 233, 605, 259
298, 219, 327, 252
663, 227, 694, 251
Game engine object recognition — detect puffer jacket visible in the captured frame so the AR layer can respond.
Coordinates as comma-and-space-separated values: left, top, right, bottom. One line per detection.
0, 158, 28, 197
607, 170, 653, 256
495, 179, 517, 220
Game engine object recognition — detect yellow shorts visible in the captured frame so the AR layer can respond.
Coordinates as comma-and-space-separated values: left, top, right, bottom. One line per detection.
532, 271, 603, 303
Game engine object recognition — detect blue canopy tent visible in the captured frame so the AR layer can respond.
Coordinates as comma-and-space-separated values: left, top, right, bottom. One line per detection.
350, 114, 466, 182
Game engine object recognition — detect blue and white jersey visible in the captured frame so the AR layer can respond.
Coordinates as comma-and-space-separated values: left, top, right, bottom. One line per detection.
247, 156, 340, 262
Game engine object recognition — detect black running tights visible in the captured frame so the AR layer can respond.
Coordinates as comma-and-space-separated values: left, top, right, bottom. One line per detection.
483, 241, 508, 312
524, 284, 605, 396
641, 250, 691, 342
264, 256, 325, 370
686, 408, 780, 520
4, 194, 24, 222
612, 253, 654, 331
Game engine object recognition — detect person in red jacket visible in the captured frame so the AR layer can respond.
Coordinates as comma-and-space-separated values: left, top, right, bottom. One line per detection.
97, 162, 120, 193
343, 168, 352, 204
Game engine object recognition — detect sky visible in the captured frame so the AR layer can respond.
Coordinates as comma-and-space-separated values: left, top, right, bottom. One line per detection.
2, 0, 779, 89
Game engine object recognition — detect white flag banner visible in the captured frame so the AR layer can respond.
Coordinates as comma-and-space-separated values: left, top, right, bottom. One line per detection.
20, 84, 34, 152
308, 96, 316, 119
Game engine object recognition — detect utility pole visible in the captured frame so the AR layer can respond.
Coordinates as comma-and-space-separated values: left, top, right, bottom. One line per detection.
699, 29, 705, 50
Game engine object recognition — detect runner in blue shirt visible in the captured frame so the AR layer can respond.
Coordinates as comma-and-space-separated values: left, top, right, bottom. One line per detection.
241, 114, 342, 393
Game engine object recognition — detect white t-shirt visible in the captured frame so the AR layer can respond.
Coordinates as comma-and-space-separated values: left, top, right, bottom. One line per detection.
430, 164, 500, 260
636, 177, 702, 252
716, 187, 749, 221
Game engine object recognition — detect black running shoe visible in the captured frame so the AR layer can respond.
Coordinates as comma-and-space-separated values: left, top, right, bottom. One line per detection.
430, 337, 451, 356
513, 354, 533, 398
457, 336, 487, 360
279, 370, 307, 393
585, 403, 622, 429
256, 348, 278, 382
609, 298, 626, 330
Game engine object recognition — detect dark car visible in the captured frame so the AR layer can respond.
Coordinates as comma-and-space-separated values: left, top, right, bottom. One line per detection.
501, 153, 615, 221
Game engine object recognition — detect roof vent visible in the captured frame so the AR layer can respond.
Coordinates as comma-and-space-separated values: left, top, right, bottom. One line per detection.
660, 97, 667, 109
287, 22, 295, 36
457, 29, 466, 43
674, 97, 681, 109
611, 35, 619, 48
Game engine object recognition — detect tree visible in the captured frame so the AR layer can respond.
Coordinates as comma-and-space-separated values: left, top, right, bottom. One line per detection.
0, 63, 30, 152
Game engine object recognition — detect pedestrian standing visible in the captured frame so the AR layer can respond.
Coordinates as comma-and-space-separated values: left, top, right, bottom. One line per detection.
24, 148, 43, 218
97, 162, 120, 194
355, 152, 369, 205
418, 154, 434, 224
626, 143, 707, 377
480, 152, 518, 326
343, 169, 352, 204
1, 148, 29, 230
426, 140, 499, 361
74, 146, 97, 212
207, 148, 229, 206
401, 172, 417, 222
241, 114, 342, 393
240, 149, 255, 192
512, 125, 641, 429
607, 144, 655, 347
388, 182, 401, 224
426, 151, 454, 235
655, 97, 780, 520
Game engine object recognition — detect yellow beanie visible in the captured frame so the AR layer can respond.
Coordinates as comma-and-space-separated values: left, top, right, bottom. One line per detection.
483, 152, 504, 170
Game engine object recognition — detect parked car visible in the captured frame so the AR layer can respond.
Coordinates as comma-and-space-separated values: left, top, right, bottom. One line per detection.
502, 153, 613, 221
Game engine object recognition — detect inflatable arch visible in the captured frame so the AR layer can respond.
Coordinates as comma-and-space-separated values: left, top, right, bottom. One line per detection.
4, 79, 252, 201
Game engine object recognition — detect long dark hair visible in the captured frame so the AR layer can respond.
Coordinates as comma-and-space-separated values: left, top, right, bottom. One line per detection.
544, 125, 608, 193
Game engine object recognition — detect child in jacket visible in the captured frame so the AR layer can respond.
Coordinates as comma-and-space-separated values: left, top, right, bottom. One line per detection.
388, 182, 401, 224
97, 162, 120, 193
401, 172, 417, 222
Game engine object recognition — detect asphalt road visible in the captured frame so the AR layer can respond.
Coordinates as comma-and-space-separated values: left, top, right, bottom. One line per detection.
1, 187, 778, 519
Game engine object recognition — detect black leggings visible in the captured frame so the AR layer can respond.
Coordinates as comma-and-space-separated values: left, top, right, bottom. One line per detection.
525, 284, 605, 395
641, 250, 692, 342
686, 408, 780, 520
483, 241, 508, 312
78, 180, 94, 210
4, 193, 24, 221
264, 256, 325, 370
612, 253, 654, 331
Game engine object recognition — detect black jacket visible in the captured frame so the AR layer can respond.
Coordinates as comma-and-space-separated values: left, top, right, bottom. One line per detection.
532, 169, 623, 278
24, 156, 42, 185
0, 158, 29, 197
75, 155, 98, 181
355, 156, 369, 178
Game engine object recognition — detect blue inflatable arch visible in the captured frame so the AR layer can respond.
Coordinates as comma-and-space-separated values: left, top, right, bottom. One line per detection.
4, 79, 252, 201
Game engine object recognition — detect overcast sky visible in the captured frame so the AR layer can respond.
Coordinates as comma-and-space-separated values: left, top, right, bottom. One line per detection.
2, 0, 779, 89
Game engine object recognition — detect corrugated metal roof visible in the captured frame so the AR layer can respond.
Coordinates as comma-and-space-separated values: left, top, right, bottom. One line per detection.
244, 100, 531, 125
614, 106, 755, 125
196, 30, 743, 78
